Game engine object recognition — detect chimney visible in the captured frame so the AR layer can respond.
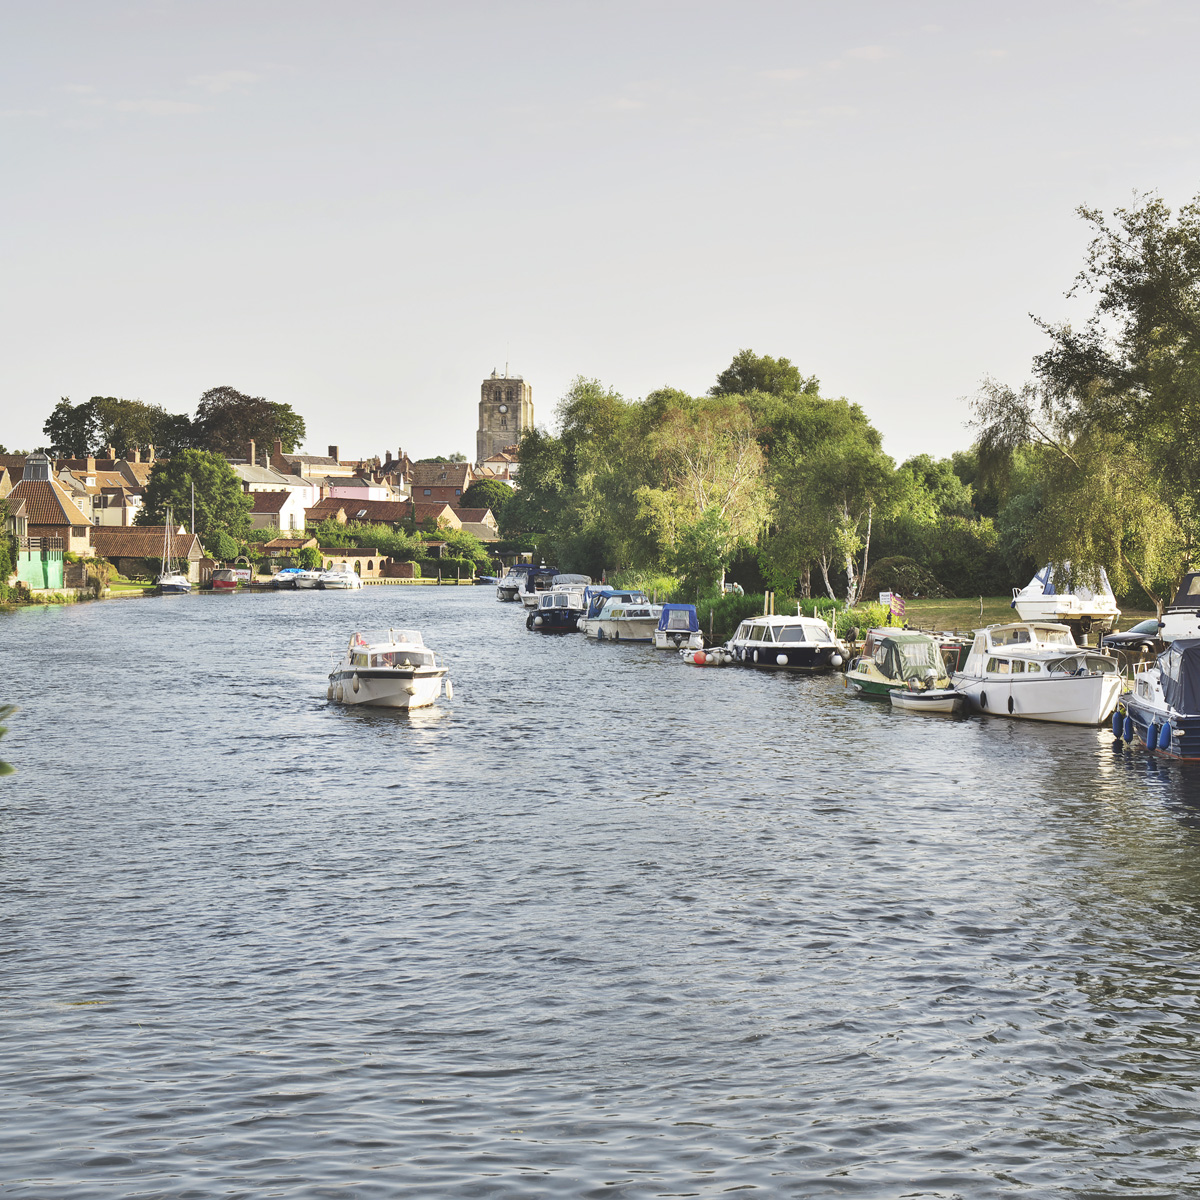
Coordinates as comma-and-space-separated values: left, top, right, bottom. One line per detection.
249, 439, 256, 467
385, 450, 392, 463
292, 460, 302, 477
106, 445, 115, 460
86, 455, 96, 473
328, 445, 339, 461
148, 444, 155, 462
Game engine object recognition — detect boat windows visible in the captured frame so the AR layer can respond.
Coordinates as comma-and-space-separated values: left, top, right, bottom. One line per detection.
777, 626, 808, 643
993, 628, 1032, 646
1189, 576, 1200, 596
733, 623, 749, 641
972, 633, 987, 655
1026, 662, 1041, 673
749, 626, 768, 642
666, 610, 693, 630
1010, 660, 1025, 674
987, 658, 1011, 673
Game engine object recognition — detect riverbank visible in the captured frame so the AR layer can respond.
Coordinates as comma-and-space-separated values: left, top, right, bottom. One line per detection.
903, 595, 1157, 633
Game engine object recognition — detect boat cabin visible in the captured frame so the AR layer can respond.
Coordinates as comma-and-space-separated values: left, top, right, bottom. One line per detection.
344, 629, 434, 668
730, 616, 837, 646
657, 604, 700, 636
1168, 573, 1200, 612
960, 622, 1118, 679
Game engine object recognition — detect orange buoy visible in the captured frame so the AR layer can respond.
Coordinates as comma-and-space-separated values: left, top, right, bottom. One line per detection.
693, 651, 706, 665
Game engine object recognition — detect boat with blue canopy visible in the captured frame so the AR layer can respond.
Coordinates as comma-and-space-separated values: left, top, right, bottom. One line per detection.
653, 604, 703, 650
1117, 637, 1200, 759
1011, 564, 1120, 636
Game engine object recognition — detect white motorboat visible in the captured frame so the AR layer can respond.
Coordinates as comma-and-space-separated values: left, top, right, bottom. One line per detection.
294, 570, 323, 589
726, 615, 846, 673
319, 566, 363, 590
953, 621, 1123, 725
653, 604, 704, 650
578, 590, 661, 642
1011, 564, 1120, 636
327, 629, 450, 709
497, 562, 558, 602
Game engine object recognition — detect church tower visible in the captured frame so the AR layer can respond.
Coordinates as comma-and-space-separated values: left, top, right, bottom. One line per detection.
476, 369, 533, 465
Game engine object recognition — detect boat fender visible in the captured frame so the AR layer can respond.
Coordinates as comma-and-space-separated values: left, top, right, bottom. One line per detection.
1008, 695, 1015, 714
831, 653, 843, 668
526, 614, 535, 630
753, 649, 758, 663
533, 615, 543, 626
1161, 723, 1172, 751
335, 683, 344, 703
1148, 722, 1159, 749
326, 683, 334, 701
352, 673, 360, 694
980, 690, 988, 711
776, 653, 788, 666
445, 679, 453, 701
694, 650, 706, 666
1112, 710, 1124, 740
613, 630, 619, 641
1123, 715, 1134, 743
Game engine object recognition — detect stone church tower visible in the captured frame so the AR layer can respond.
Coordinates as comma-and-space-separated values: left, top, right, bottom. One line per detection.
476, 370, 533, 464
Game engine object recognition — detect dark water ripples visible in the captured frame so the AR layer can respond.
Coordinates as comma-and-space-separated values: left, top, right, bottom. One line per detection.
4, 589, 1200, 1196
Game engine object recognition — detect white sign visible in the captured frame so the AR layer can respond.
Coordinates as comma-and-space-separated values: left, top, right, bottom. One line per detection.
879, 591, 893, 605
233, 568, 252, 582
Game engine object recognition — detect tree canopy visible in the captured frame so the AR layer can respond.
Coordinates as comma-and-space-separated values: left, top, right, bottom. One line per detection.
459, 478, 513, 516
710, 349, 819, 398
193, 387, 306, 458
137, 449, 252, 543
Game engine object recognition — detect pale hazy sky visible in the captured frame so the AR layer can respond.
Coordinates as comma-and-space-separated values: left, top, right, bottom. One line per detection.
3, 0, 1199, 464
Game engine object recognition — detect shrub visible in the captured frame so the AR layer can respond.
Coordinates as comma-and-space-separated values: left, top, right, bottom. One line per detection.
862, 555, 950, 599
423, 556, 475, 578
696, 591, 770, 643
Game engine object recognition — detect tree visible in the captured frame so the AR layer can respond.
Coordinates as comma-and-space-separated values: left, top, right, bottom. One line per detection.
42, 395, 195, 456
710, 349, 819, 398
460, 478, 513, 517
193, 387, 306, 457
137, 449, 252, 541
43, 398, 101, 456
210, 530, 239, 561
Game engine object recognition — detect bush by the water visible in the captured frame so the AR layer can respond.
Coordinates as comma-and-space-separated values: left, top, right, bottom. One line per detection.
424, 556, 475, 578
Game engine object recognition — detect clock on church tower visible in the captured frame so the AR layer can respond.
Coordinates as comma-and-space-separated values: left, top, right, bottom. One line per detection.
476, 369, 533, 465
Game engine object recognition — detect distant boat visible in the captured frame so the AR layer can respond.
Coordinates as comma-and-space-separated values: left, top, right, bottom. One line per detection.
211, 568, 238, 592
155, 515, 191, 594
1011, 564, 1120, 636
318, 566, 363, 590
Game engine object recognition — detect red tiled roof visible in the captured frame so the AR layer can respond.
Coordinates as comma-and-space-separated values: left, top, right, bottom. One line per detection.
452, 507, 496, 523
320, 547, 380, 556
9, 478, 93, 527
263, 537, 318, 550
410, 462, 474, 488
305, 498, 410, 523
250, 490, 290, 513
91, 526, 202, 560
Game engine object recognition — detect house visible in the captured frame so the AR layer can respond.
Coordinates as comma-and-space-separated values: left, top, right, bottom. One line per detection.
451, 506, 500, 541
230, 460, 319, 510
316, 547, 385, 578
249, 487, 308, 532
406, 501, 462, 531
7, 452, 96, 556
270, 440, 360, 480
410, 461, 475, 505
304, 497, 412, 526
477, 448, 520, 482
91, 525, 204, 582
5, 495, 64, 589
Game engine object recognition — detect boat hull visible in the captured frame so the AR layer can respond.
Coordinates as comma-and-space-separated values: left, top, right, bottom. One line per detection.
653, 630, 704, 650
156, 581, 191, 594
527, 609, 582, 632
953, 672, 1122, 725
731, 643, 840, 673
328, 667, 445, 709
845, 671, 897, 698
496, 584, 520, 602
1120, 697, 1200, 759
581, 617, 659, 642
889, 689, 965, 715
1012, 597, 1119, 632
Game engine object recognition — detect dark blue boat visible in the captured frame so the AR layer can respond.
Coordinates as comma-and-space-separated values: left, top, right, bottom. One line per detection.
1119, 638, 1200, 759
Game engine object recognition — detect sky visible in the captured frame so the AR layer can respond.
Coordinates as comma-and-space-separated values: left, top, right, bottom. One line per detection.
3, 0, 1200, 464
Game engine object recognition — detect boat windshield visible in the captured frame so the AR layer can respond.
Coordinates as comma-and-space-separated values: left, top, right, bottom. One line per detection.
1044, 654, 1118, 675
349, 628, 425, 650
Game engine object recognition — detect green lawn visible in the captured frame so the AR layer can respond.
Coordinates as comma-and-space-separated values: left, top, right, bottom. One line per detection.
902, 596, 1156, 635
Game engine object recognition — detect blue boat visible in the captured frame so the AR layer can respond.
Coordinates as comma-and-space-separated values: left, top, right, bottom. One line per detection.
653, 604, 703, 650
1118, 638, 1200, 760
526, 575, 592, 632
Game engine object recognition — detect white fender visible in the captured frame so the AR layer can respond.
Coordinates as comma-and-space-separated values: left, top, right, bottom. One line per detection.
335, 683, 344, 703
352, 673, 360, 694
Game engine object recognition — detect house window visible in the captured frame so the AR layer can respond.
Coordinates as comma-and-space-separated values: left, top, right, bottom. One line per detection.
455, 489, 461, 495
367, 561, 374, 570
423, 488, 431, 496
72, 526, 85, 537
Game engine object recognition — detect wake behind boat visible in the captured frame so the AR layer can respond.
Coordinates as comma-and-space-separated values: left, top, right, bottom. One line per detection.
327, 629, 450, 709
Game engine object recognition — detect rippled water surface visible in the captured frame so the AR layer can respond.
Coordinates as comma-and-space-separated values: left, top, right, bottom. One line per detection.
5, 588, 1200, 1198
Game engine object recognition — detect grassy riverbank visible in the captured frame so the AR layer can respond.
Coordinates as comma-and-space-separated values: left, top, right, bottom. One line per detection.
902, 596, 1156, 634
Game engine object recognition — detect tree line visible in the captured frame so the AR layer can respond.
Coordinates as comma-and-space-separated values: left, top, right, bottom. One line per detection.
41, 386, 307, 460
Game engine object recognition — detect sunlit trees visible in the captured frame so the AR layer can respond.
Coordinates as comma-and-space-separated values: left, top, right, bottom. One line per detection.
137, 449, 252, 541
193, 387, 306, 458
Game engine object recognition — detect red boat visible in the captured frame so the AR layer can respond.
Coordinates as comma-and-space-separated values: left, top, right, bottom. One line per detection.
211, 568, 238, 592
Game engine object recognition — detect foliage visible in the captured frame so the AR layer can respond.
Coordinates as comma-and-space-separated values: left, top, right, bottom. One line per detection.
42, 396, 194, 457
137, 449, 252, 541
295, 545, 323, 570
709, 349, 819, 398
0, 501, 14, 604
0, 704, 16, 776
85, 558, 113, 597
459, 478, 513, 517
431, 527, 491, 569
193, 386, 306, 457
210, 530, 239, 561
695, 590, 771, 644
424, 556, 475, 577
606, 569, 678, 598
861, 556, 950, 599
834, 601, 892, 639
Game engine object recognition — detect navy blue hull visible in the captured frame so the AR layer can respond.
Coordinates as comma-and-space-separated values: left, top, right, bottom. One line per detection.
1120, 698, 1200, 760
730, 644, 838, 673
526, 610, 582, 632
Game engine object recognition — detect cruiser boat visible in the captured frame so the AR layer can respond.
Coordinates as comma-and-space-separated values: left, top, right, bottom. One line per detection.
953, 621, 1123, 725
327, 629, 450, 709
846, 630, 954, 698
497, 562, 558, 602
578, 590, 661, 642
526, 575, 591, 631
211, 568, 238, 592
653, 604, 703, 650
1011, 564, 1120, 637
269, 567, 303, 589
726, 615, 846, 672
1158, 572, 1200, 643
1117, 638, 1200, 759
319, 565, 363, 590
519, 565, 562, 608
294, 569, 323, 589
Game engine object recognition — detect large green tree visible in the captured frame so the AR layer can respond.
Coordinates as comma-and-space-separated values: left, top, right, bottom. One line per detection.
459, 478, 513, 517
193, 387, 306, 458
42, 396, 195, 457
137, 449, 252, 542
709, 348, 819, 398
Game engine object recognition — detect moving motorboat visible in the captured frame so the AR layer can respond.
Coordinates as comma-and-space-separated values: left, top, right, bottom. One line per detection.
1011, 564, 1120, 637
319, 565, 363, 590
578, 590, 662, 642
327, 629, 450, 709
1117, 638, 1200, 759
846, 630, 953, 698
526, 574, 591, 632
653, 604, 704, 650
952, 621, 1123, 725
726, 615, 845, 672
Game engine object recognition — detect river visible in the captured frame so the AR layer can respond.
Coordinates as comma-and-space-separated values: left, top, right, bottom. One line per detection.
3, 587, 1200, 1197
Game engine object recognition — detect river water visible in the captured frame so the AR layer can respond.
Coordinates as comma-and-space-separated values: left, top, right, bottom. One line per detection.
3, 587, 1200, 1198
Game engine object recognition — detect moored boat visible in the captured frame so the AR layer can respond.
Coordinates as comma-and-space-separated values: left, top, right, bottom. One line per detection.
653, 604, 703, 650
155, 514, 192, 594
319, 565, 363, 590
846, 630, 952, 698
1116, 638, 1200, 759
578, 590, 661, 642
952, 621, 1123, 725
526, 574, 591, 631
726, 615, 845, 672
889, 688, 965, 715
211, 568, 238, 592
294, 570, 322, 589
327, 629, 450, 709
1158, 572, 1200, 643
